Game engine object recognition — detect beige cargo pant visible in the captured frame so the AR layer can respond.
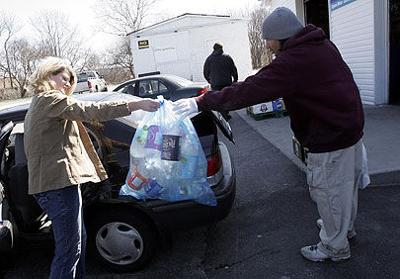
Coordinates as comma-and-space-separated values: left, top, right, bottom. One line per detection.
306, 139, 369, 256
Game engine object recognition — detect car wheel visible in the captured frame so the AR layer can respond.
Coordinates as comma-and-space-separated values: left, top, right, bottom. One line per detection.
89, 209, 157, 272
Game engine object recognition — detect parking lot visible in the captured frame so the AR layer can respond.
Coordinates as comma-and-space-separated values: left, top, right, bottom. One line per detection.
2, 111, 400, 278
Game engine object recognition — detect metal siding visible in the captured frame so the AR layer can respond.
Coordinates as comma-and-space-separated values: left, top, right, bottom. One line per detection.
330, 0, 375, 104
131, 32, 191, 78
134, 16, 232, 37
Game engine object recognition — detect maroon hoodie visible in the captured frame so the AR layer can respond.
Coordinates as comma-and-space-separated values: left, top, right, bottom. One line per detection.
196, 25, 364, 153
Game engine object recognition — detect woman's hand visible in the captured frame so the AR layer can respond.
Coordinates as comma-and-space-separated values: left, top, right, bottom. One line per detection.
128, 98, 160, 112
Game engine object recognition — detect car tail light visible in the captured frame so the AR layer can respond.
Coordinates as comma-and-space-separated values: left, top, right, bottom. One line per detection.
197, 87, 209, 95
88, 81, 92, 89
207, 151, 222, 176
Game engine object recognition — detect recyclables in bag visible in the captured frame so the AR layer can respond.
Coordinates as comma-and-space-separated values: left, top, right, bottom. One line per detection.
119, 97, 217, 206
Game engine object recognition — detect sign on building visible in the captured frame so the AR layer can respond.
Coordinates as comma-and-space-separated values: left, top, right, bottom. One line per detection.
330, 0, 357, 11
138, 40, 149, 49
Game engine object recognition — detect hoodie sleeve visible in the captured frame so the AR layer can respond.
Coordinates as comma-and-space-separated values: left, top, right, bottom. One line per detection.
196, 56, 295, 112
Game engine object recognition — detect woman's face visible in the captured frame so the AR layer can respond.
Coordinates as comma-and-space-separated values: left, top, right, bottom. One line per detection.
50, 70, 71, 93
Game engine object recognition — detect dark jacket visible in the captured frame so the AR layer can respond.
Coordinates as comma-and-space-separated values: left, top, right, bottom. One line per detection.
203, 49, 238, 89
196, 25, 364, 153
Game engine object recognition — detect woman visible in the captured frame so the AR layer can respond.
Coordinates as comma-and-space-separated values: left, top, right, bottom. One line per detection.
24, 56, 159, 278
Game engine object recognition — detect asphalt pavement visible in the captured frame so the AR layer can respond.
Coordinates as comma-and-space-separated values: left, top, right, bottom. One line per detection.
204, 112, 400, 279
2, 111, 400, 278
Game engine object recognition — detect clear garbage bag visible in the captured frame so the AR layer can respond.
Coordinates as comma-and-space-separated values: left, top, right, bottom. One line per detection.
119, 96, 217, 206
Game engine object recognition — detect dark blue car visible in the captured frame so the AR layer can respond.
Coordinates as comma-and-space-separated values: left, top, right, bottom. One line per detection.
0, 92, 235, 272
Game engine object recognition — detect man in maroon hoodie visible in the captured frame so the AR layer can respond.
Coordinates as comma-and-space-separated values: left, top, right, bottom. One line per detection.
174, 7, 370, 262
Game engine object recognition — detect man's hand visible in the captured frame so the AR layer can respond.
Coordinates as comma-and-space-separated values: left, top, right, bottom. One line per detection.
172, 98, 198, 119
128, 98, 160, 112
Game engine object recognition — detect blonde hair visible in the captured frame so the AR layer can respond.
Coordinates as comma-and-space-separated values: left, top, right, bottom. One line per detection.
28, 56, 77, 96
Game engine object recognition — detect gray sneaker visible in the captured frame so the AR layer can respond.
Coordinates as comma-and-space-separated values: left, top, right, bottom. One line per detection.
316, 219, 357, 240
301, 244, 351, 262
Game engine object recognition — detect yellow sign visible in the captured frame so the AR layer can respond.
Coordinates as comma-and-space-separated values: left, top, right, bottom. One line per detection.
138, 40, 149, 49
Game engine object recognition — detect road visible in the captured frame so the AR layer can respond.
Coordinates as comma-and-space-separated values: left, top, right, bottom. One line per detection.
2, 112, 400, 278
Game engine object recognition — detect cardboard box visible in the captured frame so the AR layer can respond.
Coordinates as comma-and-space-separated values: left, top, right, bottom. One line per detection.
247, 98, 285, 115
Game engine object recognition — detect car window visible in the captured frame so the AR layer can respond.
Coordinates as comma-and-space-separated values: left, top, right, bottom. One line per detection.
138, 80, 152, 97
89, 119, 136, 179
87, 72, 95, 78
77, 73, 88, 82
153, 80, 168, 94
0, 121, 15, 176
138, 80, 167, 98
120, 83, 136, 95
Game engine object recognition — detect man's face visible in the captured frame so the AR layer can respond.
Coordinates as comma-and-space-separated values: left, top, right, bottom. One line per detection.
266, 39, 281, 55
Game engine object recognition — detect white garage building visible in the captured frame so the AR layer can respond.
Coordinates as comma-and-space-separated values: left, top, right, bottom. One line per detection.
127, 13, 253, 83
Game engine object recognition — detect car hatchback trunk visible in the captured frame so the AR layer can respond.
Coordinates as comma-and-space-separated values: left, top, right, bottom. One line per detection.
85, 110, 231, 202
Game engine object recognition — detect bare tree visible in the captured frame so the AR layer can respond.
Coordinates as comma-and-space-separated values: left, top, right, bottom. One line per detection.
30, 10, 91, 68
94, 0, 158, 35
107, 38, 134, 76
0, 10, 21, 88
232, 6, 272, 69
7, 38, 39, 97
247, 7, 273, 69
94, 0, 158, 81
95, 37, 133, 84
75, 51, 101, 72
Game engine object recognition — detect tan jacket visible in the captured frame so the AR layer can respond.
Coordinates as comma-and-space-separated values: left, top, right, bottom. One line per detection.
24, 90, 131, 194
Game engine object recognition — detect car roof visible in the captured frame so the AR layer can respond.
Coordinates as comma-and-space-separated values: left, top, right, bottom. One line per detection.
0, 92, 234, 142
0, 93, 130, 121
121, 74, 188, 83
0, 92, 152, 135
0, 101, 31, 123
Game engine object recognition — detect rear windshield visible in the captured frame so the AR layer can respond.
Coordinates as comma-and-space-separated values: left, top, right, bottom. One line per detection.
77, 73, 88, 82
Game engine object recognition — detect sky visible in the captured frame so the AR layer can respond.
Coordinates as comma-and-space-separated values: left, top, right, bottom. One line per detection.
2, 0, 260, 53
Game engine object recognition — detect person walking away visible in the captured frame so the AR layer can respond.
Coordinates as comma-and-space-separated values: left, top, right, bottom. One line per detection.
173, 7, 369, 262
24, 56, 159, 278
203, 42, 238, 120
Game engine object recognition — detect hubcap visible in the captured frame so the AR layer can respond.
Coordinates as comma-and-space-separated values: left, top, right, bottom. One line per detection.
96, 222, 144, 265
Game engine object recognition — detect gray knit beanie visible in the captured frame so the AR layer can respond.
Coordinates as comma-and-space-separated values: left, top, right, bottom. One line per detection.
262, 7, 304, 40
